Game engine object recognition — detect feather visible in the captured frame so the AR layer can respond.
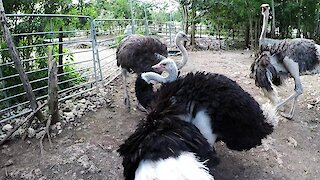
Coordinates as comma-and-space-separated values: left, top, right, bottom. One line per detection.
116, 35, 168, 74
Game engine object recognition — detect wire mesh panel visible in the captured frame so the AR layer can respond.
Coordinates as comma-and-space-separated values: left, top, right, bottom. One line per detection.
91, 19, 130, 83
0, 14, 98, 123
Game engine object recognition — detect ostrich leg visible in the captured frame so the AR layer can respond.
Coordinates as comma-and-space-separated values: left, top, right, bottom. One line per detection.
275, 57, 303, 119
262, 88, 280, 105
121, 68, 130, 111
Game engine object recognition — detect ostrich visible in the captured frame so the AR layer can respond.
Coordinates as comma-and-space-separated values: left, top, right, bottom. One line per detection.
139, 62, 277, 151
250, 3, 320, 119
116, 32, 189, 111
117, 113, 219, 180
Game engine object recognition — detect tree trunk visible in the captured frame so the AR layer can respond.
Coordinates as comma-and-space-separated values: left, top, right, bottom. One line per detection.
271, 0, 276, 38
217, 24, 221, 49
232, 28, 235, 40
254, 18, 259, 50
0, 0, 44, 121
182, 3, 189, 47
249, 11, 254, 50
48, 49, 59, 124
183, 4, 189, 34
245, 24, 250, 48
314, 8, 320, 42
190, 3, 196, 47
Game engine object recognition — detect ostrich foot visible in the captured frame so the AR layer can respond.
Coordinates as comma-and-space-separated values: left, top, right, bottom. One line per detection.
276, 104, 293, 120
137, 103, 149, 113
279, 112, 294, 120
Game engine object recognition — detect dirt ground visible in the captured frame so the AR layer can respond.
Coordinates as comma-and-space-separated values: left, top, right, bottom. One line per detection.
1, 50, 319, 180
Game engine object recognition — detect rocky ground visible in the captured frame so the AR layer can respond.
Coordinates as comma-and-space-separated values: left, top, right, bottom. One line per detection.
0, 50, 319, 180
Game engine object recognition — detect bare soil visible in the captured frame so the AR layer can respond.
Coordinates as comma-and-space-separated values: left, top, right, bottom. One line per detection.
1, 50, 319, 180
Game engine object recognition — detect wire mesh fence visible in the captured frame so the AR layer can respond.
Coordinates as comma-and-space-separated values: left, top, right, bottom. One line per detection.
0, 14, 96, 123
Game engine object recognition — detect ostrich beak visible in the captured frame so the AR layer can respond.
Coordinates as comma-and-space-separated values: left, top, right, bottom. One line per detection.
152, 63, 165, 71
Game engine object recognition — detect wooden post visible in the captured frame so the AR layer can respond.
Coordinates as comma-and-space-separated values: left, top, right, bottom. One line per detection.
47, 49, 59, 124
0, 0, 44, 121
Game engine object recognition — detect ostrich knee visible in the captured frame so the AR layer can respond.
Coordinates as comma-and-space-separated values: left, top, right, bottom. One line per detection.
262, 88, 280, 105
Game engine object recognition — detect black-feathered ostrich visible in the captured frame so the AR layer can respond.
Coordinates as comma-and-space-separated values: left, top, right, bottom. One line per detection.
116, 32, 189, 111
118, 113, 219, 180
138, 59, 278, 151
250, 3, 320, 119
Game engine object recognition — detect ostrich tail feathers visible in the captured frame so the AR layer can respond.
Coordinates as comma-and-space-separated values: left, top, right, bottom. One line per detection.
261, 102, 279, 127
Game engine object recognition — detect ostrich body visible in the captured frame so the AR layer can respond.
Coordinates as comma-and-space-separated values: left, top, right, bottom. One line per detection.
116, 32, 189, 111
251, 3, 320, 119
141, 67, 275, 151
118, 114, 219, 180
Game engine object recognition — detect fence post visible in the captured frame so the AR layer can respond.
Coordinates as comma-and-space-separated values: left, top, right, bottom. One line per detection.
129, 0, 135, 34
0, 1, 44, 121
90, 19, 99, 86
144, 3, 149, 35
47, 49, 59, 124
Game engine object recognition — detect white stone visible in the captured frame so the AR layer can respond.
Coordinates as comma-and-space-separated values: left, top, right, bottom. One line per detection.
0, 134, 6, 140
287, 137, 298, 147
2, 124, 13, 131
36, 130, 46, 139
78, 155, 90, 168
28, 128, 36, 138
307, 104, 314, 109
79, 98, 86, 104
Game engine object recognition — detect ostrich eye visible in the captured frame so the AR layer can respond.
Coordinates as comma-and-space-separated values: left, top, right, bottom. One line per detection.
162, 63, 167, 66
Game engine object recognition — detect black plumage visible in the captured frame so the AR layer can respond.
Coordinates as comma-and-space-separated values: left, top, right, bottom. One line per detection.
134, 74, 156, 109
116, 34, 168, 73
118, 114, 219, 180
252, 51, 283, 91
148, 72, 274, 151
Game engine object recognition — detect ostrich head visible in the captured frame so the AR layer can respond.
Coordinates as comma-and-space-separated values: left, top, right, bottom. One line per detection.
175, 31, 189, 43
152, 58, 178, 76
261, 4, 270, 16
141, 58, 178, 84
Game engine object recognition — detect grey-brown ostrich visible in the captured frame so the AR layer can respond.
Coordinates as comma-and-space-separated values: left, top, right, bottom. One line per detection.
251, 3, 320, 119
116, 32, 189, 111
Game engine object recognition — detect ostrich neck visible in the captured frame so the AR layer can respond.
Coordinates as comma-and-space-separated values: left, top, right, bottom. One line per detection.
142, 69, 178, 84
259, 12, 269, 43
176, 40, 188, 70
